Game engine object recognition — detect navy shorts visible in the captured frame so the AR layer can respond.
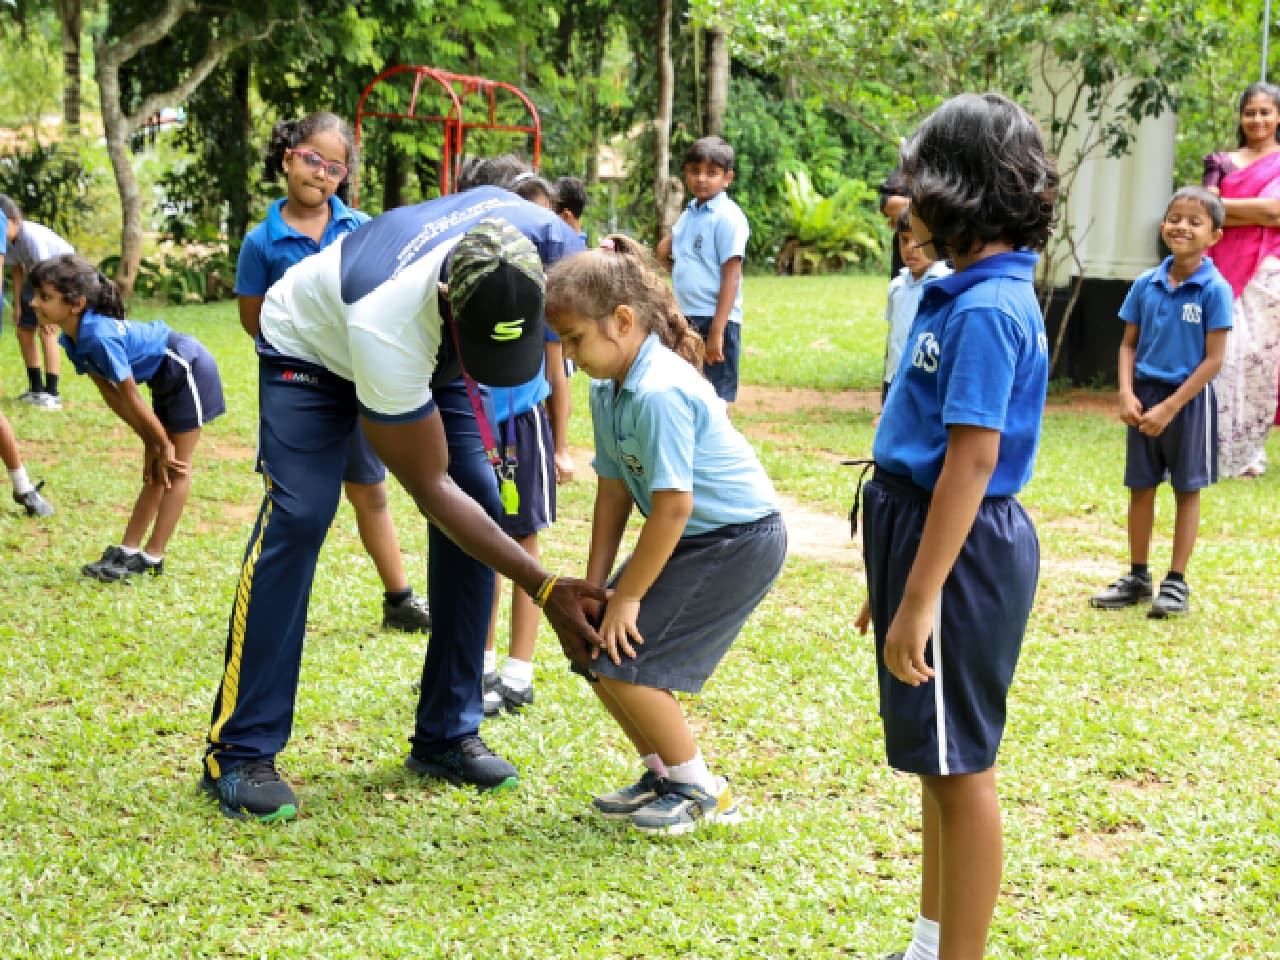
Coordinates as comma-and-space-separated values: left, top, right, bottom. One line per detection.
17, 282, 38, 329
687, 316, 741, 403
495, 405, 555, 540
861, 468, 1038, 776
584, 512, 787, 693
343, 423, 388, 485
148, 333, 226, 433
1125, 379, 1218, 492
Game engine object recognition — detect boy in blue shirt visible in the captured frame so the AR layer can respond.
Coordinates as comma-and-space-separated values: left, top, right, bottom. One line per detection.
656, 136, 750, 404
881, 206, 952, 414
1091, 186, 1233, 618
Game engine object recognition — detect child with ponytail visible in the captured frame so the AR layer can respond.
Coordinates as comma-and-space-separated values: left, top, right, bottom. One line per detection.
30, 254, 225, 580
544, 235, 787, 835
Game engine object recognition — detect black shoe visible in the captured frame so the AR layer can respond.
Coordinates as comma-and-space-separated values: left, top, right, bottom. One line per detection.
483, 679, 534, 717
382, 593, 431, 633
98, 550, 163, 582
1090, 572, 1152, 609
82, 545, 127, 579
200, 759, 298, 822
14, 482, 54, 518
1147, 578, 1190, 618
405, 735, 518, 791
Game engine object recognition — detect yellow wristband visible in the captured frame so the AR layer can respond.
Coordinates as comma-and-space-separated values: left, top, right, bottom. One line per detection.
533, 573, 560, 608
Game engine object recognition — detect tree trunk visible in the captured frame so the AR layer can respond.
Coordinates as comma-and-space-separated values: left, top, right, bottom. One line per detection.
705, 26, 728, 137
95, 44, 146, 300
654, 0, 679, 245
383, 148, 408, 210
226, 57, 253, 250
55, 0, 82, 130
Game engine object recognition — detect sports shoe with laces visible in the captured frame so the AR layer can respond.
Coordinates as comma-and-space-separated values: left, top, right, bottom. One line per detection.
39, 393, 62, 410
17, 389, 49, 406
1147, 577, 1190, 619
13, 482, 54, 518
82, 545, 126, 578
405, 734, 518, 791
630, 777, 742, 835
482, 679, 534, 717
592, 770, 665, 820
96, 550, 164, 582
1090, 572, 1152, 609
200, 759, 298, 822
382, 593, 431, 633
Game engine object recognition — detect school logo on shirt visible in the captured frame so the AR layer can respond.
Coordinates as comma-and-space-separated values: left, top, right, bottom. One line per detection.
911, 332, 940, 373
1181, 303, 1203, 324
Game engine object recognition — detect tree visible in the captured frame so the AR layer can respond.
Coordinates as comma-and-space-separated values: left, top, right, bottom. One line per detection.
54, 0, 81, 129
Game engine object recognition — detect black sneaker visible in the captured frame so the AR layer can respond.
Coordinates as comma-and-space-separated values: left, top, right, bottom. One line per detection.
482, 679, 534, 717
200, 759, 299, 822
405, 735, 518, 791
82, 545, 126, 579
1147, 578, 1190, 619
14, 482, 54, 518
1090, 572, 1152, 609
382, 593, 431, 633
97, 551, 163, 582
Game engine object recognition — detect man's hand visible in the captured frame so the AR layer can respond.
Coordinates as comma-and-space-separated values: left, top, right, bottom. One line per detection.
542, 577, 607, 670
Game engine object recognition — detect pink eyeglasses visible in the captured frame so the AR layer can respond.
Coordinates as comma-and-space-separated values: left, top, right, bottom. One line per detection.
288, 147, 348, 181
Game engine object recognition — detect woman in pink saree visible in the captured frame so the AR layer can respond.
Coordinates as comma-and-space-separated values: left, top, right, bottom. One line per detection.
1203, 82, 1280, 478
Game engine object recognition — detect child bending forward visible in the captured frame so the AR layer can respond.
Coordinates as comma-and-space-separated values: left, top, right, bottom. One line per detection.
545, 235, 787, 836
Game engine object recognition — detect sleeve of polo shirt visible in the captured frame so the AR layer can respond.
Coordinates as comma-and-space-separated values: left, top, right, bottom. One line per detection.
234, 231, 270, 297
713, 205, 750, 264
939, 305, 1025, 432
1204, 279, 1234, 332
589, 383, 624, 480
1117, 274, 1146, 326
633, 387, 697, 492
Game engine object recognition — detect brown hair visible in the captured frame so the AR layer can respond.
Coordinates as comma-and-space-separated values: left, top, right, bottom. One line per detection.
29, 254, 127, 319
545, 234, 704, 370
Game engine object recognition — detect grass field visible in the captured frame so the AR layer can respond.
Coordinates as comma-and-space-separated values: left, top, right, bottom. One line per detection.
1, 274, 1277, 959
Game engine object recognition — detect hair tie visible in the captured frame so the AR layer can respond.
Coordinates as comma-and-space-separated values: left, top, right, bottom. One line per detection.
599, 237, 616, 252
509, 171, 536, 188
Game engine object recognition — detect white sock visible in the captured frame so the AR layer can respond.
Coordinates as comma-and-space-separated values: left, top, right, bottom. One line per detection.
500, 657, 533, 690
118, 545, 140, 557
9, 467, 32, 495
666, 751, 717, 793
141, 550, 162, 564
641, 753, 668, 778
904, 915, 940, 960
483, 649, 497, 675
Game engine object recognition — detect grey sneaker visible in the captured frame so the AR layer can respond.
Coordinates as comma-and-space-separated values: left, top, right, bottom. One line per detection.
382, 593, 431, 633
405, 735, 518, 791
592, 770, 665, 820
1090, 572, 1152, 609
482, 679, 534, 717
96, 550, 164, 582
14, 482, 54, 518
17, 389, 48, 406
200, 759, 299, 822
630, 777, 742, 835
39, 393, 62, 410
1147, 578, 1190, 619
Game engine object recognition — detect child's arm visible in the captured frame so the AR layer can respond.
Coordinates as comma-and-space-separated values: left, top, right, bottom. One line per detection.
1116, 323, 1143, 426
1137, 328, 1229, 436
595, 487, 693, 665
705, 256, 743, 364
655, 234, 674, 273
883, 425, 999, 686
585, 477, 632, 588
238, 295, 265, 338
543, 340, 574, 483
87, 373, 187, 487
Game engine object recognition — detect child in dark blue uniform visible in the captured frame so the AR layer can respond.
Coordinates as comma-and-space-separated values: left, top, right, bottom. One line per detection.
30, 254, 225, 580
855, 94, 1057, 960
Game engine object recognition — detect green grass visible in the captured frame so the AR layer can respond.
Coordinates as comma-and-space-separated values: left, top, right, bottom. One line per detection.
1, 275, 1277, 958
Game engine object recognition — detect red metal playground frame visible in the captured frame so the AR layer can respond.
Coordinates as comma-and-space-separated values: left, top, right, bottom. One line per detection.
352, 66, 542, 208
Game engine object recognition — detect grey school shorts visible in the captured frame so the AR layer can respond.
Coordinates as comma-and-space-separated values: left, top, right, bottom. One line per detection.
585, 511, 787, 693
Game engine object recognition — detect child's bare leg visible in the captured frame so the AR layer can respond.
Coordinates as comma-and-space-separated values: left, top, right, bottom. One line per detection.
507, 533, 540, 664
921, 770, 1002, 960
345, 480, 409, 592
596, 676, 696, 765
0, 413, 22, 471
591, 678, 657, 758
40, 325, 61, 379
1169, 488, 1200, 575
139, 429, 200, 556
1127, 487, 1157, 566
920, 780, 942, 921
16, 326, 41, 374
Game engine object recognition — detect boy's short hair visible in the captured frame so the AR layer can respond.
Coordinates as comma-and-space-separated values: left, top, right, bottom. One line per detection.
553, 176, 587, 218
1168, 185, 1225, 231
900, 93, 1058, 257
683, 136, 735, 173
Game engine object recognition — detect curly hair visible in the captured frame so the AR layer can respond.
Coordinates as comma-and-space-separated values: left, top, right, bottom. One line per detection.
29, 254, 127, 319
545, 235, 704, 370
264, 112, 357, 200
899, 92, 1058, 258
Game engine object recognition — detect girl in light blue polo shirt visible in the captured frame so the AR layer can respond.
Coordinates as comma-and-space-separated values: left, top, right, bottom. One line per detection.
544, 235, 787, 836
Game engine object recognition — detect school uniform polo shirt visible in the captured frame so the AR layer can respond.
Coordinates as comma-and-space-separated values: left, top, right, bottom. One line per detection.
589, 333, 778, 535
669, 191, 750, 324
1119, 255, 1233, 386
873, 251, 1048, 496
236, 196, 369, 295
60, 309, 171, 385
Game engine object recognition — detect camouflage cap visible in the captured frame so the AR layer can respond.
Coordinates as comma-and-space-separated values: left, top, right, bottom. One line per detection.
449, 216, 545, 316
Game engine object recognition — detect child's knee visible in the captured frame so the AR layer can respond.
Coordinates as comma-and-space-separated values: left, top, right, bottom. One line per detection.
345, 480, 389, 513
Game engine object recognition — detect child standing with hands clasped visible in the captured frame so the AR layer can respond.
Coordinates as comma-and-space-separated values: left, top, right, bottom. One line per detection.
855, 94, 1057, 960
1090, 187, 1232, 618
545, 236, 787, 835
31, 254, 225, 580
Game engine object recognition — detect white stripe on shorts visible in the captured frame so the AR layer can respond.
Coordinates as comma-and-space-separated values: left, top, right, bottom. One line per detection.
165, 348, 205, 427
932, 592, 949, 776
1201, 382, 1213, 475
534, 407, 552, 519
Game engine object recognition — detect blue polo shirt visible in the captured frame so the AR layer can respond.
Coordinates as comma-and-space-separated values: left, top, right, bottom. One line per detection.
669, 191, 750, 324
873, 251, 1048, 496
590, 333, 778, 534
1119, 255, 1233, 385
0, 209, 7, 303
236, 196, 369, 294
59, 309, 171, 385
